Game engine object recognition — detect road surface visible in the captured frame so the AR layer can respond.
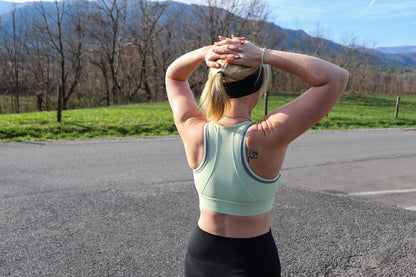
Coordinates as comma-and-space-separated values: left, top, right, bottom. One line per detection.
1, 128, 415, 276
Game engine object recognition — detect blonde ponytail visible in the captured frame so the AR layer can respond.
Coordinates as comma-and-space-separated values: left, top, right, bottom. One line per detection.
200, 69, 230, 122
201, 60, 270, 122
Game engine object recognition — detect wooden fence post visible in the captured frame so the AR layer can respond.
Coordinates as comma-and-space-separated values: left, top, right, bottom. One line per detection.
394, 96, 400, 119
57, 85, 63, 122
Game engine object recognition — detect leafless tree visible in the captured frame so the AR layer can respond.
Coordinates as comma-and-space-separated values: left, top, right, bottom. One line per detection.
174, 0, 276, 95
89, 0, 128, 106
65, 0, 90, 107
336, 36, 374, 93
186, 0, 270, 44
34, 0, 89, 110
25, 20, 55, 111
0, 5, 28, 113
127, 0, 170, 102
2, 0, 415, 114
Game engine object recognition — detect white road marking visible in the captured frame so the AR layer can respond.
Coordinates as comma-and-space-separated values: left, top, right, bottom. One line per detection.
349, 188, 416, 196
404, 206, 416, 211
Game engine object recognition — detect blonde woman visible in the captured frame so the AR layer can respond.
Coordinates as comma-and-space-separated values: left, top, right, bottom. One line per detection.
166, 36, 349, 276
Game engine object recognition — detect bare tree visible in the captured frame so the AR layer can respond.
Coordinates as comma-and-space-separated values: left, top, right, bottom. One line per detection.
127, 0, 170, 102
173, 0, 275, 95
0, 4, 28, 113
35, 0, 66, 108
152, 10, 182, 100
187, 0, 270, 44
25, 20, 55, 111
64, 0, 90, 108
34, 0, 88, 110
89, 0, 128, 106
336, 36, 374, 93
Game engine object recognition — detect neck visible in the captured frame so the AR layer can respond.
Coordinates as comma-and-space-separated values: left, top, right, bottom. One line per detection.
217, 115, 251, 126
223, 115, 251, 121
217, 93, 259, 126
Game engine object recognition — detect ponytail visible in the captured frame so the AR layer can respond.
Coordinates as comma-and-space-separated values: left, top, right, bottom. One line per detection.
201, 61, 269, 122
200, 69, 230, 122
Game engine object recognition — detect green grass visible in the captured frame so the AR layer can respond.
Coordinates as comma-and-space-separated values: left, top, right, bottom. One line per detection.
312, 94, 416, 129
0, 102, 176, 142
1, 94, 415, 142
252, 93, 416, 130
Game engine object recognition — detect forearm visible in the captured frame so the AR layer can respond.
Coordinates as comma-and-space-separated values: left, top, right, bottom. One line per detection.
166, 46, 213, 81
263, 49, 349, 88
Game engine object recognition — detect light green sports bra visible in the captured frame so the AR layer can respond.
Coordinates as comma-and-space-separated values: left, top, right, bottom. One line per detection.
193, 121, 281, 216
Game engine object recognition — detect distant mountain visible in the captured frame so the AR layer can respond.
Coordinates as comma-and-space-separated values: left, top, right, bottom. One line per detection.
373, 51, 416, 67
376, 46, 416, 54
0, 0, 415, 67
0, 0, 26, 14
373, 46, 416, 67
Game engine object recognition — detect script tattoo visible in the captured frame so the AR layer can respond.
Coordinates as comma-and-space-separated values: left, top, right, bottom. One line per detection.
246, 148, 259, 163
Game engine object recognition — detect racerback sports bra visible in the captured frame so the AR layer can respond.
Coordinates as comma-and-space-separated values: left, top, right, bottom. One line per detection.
193, 121, 281, 216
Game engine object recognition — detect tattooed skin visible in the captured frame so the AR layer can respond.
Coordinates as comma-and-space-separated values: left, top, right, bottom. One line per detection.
246, 148, 259, 163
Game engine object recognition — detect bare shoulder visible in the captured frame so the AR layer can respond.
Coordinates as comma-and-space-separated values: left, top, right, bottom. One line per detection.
178, 116, 207, 170
245, 122, 288, 179
180, 117, 206, 142
254, 85, 344, 145
248, 118, 290, 148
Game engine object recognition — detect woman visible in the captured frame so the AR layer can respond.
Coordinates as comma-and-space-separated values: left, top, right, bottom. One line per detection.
165, 36, 349, 276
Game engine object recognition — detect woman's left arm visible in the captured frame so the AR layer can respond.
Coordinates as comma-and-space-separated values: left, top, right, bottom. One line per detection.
166, 47, 209, 131
165, 45, 240, 131
165, 42, 241, 169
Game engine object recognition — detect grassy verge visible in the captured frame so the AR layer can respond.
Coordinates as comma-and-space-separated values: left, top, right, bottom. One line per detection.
0, 102, 176, 142
1, 94, 415, 142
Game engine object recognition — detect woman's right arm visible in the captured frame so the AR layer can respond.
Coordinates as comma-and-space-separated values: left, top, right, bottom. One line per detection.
260, 48, 349, 145
214, 40, 349, 146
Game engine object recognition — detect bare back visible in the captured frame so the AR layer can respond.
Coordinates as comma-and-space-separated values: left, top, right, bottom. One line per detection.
181, 119, 287, 238
166, 42, 348, 239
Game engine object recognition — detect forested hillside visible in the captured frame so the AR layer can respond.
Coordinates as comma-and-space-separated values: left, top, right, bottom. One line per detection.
0, 0, 415, 114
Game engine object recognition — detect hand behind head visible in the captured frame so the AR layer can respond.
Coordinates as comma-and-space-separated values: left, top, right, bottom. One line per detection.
213, 37, 262, 68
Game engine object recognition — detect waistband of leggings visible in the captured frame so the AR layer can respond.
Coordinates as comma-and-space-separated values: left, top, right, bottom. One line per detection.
196, 225, 273, 242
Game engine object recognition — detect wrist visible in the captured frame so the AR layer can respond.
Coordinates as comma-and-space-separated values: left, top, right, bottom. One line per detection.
201, 45, 214, 60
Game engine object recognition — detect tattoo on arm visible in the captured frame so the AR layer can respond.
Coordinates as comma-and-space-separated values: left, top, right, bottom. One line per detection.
246, 148, 259, 163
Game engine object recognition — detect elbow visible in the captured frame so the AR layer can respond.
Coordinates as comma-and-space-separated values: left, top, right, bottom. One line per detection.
341, 68, 350, 91
335, 67, 349, 94
341, 68, 349, 84
165, 64, 174, 81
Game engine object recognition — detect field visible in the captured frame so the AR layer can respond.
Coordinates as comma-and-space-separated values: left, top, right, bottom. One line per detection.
1, 93, 415, 142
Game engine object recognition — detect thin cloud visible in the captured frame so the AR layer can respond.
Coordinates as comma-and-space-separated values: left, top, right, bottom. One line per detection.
271, 3, 324, 13
367, 0, 376, 9
354, 0, 377, 21
364, 1, 416, 19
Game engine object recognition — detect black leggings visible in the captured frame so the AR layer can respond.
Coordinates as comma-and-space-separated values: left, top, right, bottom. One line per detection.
185, 226, 281, 277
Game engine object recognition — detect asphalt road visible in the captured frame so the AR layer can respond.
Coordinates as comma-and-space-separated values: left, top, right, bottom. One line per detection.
0, 129, 415, 276
282, 128, 416, 211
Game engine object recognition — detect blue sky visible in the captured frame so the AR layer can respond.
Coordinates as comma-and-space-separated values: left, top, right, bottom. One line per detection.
266, 0, 416, 48
7, 0, 416, 47
175, 0, 416, 48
